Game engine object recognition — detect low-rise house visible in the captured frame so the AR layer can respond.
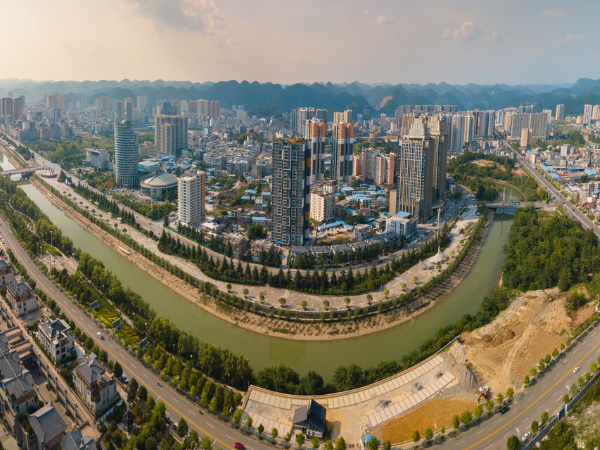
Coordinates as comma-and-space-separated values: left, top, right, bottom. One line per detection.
37, 319, 74, 363
74, 355, 117, 413
60, 430, 97, 450
6, 282, 38, 317
0, 350, 39, 416
26, 401, 67, 450
386, 211, 418, 238
250, 239, 274, 259
0, 260, 15, 287
354, 224, 373, 241
289, 246, 309, 264
292, 399, 327, 438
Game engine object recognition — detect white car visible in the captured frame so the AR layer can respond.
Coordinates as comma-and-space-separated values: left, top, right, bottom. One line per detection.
478, 386, 490, 393
96, 332, 104, 339
522, 432, 532, 442
573, 366, 580, 373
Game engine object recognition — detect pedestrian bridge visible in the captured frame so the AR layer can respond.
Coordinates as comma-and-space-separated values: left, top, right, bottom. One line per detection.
485, 201, 546, 215
0, 166, 56, 177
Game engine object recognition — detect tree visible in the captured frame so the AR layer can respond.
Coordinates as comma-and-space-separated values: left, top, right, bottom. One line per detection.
200, 437, 212, 450
591, 362, 598, 373
296, 433, 305, 448
335, 436, 346, 450
424, 428, 433, 441
563, 393, 570, 404
323, 300, 329, 310
382, 441, 391, 450
284, 433, 292, 447
145, 437, 157, 450
412, 430, 420, 443
531, 420, 539, 433
460, 411, 472, 425
383, 289, 389, 298
366, 294, 373, 305
541, 411, 549, 423
177, 418, 188, 437
506, 387, 514, 400
495, 393, 504, 406
413, 276, 418, 284
312, 438, 320, 449
210, 396, 219, 412
368, 437, 379, 450
400, 283, 407, 290
279, 298, 286, 307
474, 405, 483, 420
227, 284, 232, 292
524, 375, 530, 386
232, 410, 242, 427
138, 385, 148, 401
113, 362, 123, 378
243, 288, 249, 298
507, 436, 520, 450
324, 441, 334, 450
85, 337, 94, 349
302, 301, 307, 310
271, 428, 278, 442
552, 348, 559, 358
246, 416, 253, 429
344, 298, 350, 308
452, 415, 460, 430
530, 368, 537, 377
486, 400, 494, 411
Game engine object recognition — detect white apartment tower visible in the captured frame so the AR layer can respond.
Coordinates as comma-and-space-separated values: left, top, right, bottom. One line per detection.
114, 120, 139, 187
555, 104, 565, 122
178, 172, 206, 227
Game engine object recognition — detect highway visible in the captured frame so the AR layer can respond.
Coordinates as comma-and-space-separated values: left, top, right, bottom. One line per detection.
0, 214, 272, 450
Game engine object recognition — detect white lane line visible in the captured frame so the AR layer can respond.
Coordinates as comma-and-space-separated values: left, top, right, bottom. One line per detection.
207, 423, 215, 429
172, 398, 180, 405
477, 429, 486, 434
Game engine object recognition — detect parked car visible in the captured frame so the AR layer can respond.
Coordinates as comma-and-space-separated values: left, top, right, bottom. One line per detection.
522, 432, 532, 442
120, 375, 129, 385
96, 332, 104, 339
498, 406, 509, 415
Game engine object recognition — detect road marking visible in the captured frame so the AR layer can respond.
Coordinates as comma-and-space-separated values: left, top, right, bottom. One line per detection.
464, 338, 600, 450
207, 423, 215, 429
7, 229, 236, 450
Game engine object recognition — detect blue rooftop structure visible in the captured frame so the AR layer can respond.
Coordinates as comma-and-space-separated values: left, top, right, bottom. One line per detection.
318, 220, 354, 231
392, 211, 412, 219
245, 189, 258, 195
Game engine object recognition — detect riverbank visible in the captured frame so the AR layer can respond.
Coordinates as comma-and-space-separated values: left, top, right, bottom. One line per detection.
30, 175, 495, 341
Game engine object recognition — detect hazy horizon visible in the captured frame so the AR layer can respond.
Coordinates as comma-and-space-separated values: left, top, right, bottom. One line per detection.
2, 0, 599, 85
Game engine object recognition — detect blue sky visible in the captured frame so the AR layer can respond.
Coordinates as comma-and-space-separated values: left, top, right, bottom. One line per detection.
2, 0, 598, 85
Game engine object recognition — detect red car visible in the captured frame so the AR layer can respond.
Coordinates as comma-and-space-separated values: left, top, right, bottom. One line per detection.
234, 443, 245, 450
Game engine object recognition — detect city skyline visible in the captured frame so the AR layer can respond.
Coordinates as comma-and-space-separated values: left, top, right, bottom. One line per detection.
2, 0, 599, 85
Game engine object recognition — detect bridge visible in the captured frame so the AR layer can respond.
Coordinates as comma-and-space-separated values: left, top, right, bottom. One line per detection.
0, 166, 56, 177
485, 200, 547, 214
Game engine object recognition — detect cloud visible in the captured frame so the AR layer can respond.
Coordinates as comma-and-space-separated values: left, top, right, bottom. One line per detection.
542, 8, 564, 19
122, 0, 224, 33
565, 33, 585, 43
444, 21, 482, 41
375, 15, 393, 24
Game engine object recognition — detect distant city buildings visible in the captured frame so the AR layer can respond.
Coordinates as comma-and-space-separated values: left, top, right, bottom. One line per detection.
583, 104, 593, 125
331, 122, 354, 182
271, 139, 310, 245
555, 104, 565, 121
306, 117, 326, 183
114, 119, 139, 186
290, 107, 327, 137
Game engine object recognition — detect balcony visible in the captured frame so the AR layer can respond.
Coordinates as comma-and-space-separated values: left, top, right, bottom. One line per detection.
90, 390, 101, 403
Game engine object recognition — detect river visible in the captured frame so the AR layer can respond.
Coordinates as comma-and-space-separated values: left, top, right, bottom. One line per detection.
2, 153, 512, 380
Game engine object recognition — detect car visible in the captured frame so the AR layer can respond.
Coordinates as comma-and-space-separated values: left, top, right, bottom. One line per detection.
121, 375, 129, 385
234, 443, 245, 450
522, 432, 532, 442
96, 332, 104, 339
573, 366, 580, 373
478, 386, 490, 392
498, 406, 509, 415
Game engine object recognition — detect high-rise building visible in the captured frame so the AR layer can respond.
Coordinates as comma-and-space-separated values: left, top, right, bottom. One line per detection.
46, 94, 65, 110
290, 107, 327, 137
426, 115, 449, 201
520, 128, 532, 149
12, 97, 23, 119
374, 153, 396, 186
155, 114, 188, 156
114, 120, 139, 187
310, 192, 334, 222
136, 95, 148, 110
271, 139, 311, 246
505, 112, 549, 140
115, 101, 125, 122
125, 97, 134, 122
331, 122, 354, 182
306, 117, 326, 183
100, 96, 111, 114
583, 104, 593, 125
333, 110, 353, 124
592, 105, 600, 122
395, 117, 436, 223
450, 114, 465, 152
463, 114, 475, 144
555, 104, 565, 122
178, 172, 206, 227
473, 111, 496, 137
1, 98, 13, 117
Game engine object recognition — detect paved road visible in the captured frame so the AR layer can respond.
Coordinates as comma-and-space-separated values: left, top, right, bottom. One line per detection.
0, 214, 271, 450
505, 141, 600, 239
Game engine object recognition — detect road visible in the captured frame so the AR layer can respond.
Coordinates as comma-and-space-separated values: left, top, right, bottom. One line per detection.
0, 214, 271, 450
506, 141, 600, 239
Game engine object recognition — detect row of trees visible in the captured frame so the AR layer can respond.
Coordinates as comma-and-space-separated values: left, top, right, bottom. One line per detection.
71, 182, 137, 226
112, 192, 176, 220
174, 222, 282, 267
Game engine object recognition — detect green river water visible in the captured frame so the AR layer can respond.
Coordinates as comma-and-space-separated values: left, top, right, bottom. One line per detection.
1, 151, 513, 380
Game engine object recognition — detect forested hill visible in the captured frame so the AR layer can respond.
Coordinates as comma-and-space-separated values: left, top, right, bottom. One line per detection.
4, 77, 600, 116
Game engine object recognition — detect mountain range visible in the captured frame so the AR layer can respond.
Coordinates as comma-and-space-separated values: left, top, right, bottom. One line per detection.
2, 78, 600, 117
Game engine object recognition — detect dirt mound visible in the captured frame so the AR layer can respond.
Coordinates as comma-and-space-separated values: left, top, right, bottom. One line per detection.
456, 365, 478, 392
449, 288, 596, 393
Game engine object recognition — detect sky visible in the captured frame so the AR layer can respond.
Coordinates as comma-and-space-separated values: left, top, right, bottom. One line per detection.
2, 0, 599, 85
